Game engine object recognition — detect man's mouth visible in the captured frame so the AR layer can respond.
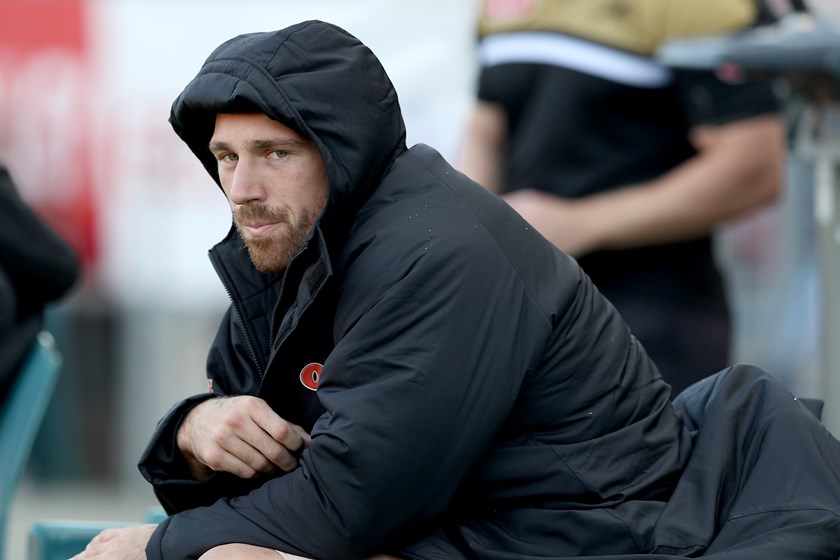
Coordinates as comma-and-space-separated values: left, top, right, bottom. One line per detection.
239, 221, 281, 237
234, 205, 290, 240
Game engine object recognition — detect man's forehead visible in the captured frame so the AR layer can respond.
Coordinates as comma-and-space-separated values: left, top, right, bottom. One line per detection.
211, 112, 306, 143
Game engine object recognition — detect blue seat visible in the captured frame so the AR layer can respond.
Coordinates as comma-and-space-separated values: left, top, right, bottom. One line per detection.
13, 328, 165, 560
0, 333, 61, 560
27, 507, 166, 560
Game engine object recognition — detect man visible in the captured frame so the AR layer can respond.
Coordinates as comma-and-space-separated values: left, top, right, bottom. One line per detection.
74, 20, 840, 560
458, 0, 786, 395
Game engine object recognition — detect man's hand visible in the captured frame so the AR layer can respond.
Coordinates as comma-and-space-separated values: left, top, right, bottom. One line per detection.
177, 395, 311, 480
70, 524, 156, 559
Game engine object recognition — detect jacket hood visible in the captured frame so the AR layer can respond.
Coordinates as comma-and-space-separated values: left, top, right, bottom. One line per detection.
169, 20, 408, 244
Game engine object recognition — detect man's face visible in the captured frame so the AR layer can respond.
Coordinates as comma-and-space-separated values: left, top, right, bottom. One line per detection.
210, 113, 329, 274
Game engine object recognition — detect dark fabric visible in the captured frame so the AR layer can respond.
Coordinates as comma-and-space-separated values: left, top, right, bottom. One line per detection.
0, 166, 79, 400
476, 29, 778, 395
402, 365, 840, 559
139, 21, 687, 560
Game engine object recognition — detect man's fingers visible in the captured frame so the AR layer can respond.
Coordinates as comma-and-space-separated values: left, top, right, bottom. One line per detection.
291, 423, 312, 447
243, 400, 308, 472
248, 399, 307, 452
252, 434, 301, 473
180, 395, 310, 479
229, 424, 301, 473
210, 428, 300, 476
71, 525, 156, 559
221, 434, 297, 476
202, 434, 277, 478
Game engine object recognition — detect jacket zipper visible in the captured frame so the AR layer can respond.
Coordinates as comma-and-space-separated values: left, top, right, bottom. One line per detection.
269, 241, 308, 346
268, 268, 288, 346
210, 254, 265, 379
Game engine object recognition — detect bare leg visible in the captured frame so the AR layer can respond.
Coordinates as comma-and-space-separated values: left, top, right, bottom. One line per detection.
276, 552, 315, 560
199, 544, 293, 559
199, 543, 401, 560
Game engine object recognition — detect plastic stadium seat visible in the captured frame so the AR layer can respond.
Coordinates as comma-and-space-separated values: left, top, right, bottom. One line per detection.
0, 333, 61, 560
27, 507, 166, 560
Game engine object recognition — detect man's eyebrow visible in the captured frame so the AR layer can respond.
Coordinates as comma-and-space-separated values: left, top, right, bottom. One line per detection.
250, 138, 308, 151
208, 140, 230, 153
208, 138, 309, 152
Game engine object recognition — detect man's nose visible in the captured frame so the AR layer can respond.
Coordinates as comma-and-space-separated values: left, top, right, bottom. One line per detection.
228, 159, 266, 205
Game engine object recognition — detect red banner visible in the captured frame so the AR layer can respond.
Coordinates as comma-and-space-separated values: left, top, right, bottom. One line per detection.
0, 0, 98, 268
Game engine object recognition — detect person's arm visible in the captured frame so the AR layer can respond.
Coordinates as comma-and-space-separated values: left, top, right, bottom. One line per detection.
508, 112, 784, 256
459, 107, 784, 257
457, 100, 507, 195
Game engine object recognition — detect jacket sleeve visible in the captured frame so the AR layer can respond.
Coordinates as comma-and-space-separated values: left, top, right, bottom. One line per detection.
0, 166, 79, 315
136, 393, 224, 513
145, 212, 559, 559
137, 306, 267, 513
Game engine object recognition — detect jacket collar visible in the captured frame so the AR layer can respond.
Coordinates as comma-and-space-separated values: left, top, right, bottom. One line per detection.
208, 225, 333, 374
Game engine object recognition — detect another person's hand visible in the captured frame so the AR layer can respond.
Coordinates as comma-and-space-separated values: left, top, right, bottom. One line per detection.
70, 524, 156, 559
177, 395, 311, 480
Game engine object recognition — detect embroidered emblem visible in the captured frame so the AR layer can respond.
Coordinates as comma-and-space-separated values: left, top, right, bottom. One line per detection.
300, 363, 323, 391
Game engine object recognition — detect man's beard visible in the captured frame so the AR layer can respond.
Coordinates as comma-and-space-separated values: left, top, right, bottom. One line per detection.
233, 203, 319, 274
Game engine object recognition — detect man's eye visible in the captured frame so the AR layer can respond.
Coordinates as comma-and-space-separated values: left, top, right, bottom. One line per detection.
219, 153, 237, 162
272, 150, 289, 159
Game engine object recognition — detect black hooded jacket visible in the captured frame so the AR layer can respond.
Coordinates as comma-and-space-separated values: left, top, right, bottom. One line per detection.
138, 20, 686, 559
137, 20, 840, 560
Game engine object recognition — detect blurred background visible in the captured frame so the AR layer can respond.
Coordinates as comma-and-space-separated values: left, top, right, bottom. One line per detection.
1, 0, 838, 558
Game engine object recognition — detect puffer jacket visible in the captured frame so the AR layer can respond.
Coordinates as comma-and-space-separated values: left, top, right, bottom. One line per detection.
138, 20, 690, 559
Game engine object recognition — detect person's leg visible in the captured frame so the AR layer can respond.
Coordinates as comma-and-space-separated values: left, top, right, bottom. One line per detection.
276, 552, 314, 560
199, 544, 297, 559
199, 545, 401, 560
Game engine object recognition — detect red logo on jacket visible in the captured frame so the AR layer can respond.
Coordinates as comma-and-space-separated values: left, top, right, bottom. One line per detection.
300, 363, 323, 391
